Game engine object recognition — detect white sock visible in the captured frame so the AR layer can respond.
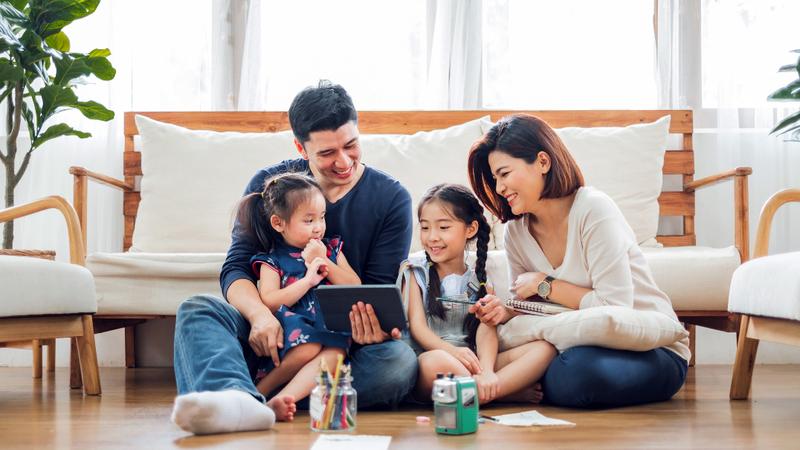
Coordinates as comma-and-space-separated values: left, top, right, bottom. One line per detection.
171, 390, 276, 435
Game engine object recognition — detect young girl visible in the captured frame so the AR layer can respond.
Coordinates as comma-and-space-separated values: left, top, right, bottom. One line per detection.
237, 172, 360, 421
400, 184, 555, 404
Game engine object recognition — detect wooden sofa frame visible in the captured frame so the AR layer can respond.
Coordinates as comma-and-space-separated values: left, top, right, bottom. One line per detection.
70, 110, 751, 368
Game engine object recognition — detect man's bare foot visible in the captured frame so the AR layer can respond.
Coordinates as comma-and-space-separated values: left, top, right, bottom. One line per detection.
266, 395, 297, 421
531, 382, 544, 403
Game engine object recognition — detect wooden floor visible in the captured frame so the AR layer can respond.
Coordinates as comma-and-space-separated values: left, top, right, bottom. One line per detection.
0, 365, 798, 449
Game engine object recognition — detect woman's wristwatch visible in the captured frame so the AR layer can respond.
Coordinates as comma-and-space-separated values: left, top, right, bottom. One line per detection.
536, 275, 556, 300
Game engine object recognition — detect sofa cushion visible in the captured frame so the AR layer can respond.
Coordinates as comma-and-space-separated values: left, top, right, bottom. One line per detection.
0, 256, 96, 317
87, 252, 225, 315
486, 116, 671, 248
361, 116, 494, 251
133, 115, 495, 254
641, 246, 740, 310
497, 306, 689, 354
728, 252, 800, 321
133, 115, 297, 253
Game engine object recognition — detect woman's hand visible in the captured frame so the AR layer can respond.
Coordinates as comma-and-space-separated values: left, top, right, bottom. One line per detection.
473, 370, 500, 403
469, 295, 514, 326
446, 346, 482, 375
510, 272, 547, 299
301, 238, 327, 263
303, 257, 329, 286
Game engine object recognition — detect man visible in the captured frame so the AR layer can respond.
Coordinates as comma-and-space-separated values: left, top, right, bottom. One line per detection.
171, 81, 416, 434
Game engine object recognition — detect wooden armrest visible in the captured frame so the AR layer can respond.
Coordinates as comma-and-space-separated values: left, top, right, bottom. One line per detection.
683, 167, 753, 262
754, 188, 800, 259
683, 167, 752, 192
69, 166, 133, 191
69, 166, 134, 253
0, 196, 85, 265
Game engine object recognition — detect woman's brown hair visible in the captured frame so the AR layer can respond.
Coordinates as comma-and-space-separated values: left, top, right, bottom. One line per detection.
467, 114, 584, 223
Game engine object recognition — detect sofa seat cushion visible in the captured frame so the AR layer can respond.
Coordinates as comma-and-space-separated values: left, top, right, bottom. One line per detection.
641, 246, 741, 311
87, 252, 225, 315
728, 252, 800, 321
0, 255, 96, 317
483, 246, 739, 312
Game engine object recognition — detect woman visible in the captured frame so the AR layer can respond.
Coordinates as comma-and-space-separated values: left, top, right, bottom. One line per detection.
466, 114, 689, 408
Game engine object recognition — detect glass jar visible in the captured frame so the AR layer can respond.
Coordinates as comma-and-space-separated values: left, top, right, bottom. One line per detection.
310, 371, 356, 432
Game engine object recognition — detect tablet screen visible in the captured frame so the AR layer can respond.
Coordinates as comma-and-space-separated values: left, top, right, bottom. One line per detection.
315, 284, 407, 333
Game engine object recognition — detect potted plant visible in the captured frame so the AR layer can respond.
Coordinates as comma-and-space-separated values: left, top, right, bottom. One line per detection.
0, 0, 115, 249
768, 49, 800, 141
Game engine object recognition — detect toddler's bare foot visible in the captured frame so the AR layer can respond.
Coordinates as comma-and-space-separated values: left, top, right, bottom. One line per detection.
266, 395, 297, 421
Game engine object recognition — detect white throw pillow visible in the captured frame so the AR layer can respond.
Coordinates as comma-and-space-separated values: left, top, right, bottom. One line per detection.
133, 115, 495, 253
487, 116, 671, 248
496, 305, 688, 353
132, 115, 296, 253
361, 116, 495, 252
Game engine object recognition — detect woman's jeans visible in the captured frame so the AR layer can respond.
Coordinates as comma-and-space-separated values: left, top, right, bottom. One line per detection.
173, 294, 418, 408
542, 345, 688, 408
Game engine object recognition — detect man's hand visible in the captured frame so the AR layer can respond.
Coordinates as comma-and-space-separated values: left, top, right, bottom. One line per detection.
248, 312, 284, 367
349, 302, 401, 344
469, 295, 514, 326
446, 346, 482, 375
301, 239, 327, 264
510, 271, 547, 299
473, 370, 500, 403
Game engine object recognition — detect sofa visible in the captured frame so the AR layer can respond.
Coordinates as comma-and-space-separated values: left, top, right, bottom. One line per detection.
70, 110, 750, 367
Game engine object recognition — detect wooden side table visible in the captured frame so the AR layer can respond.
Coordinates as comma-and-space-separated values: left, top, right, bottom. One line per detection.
0, 249, 58, 378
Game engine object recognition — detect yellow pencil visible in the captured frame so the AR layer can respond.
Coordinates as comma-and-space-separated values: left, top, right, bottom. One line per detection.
321, 354, 344, 429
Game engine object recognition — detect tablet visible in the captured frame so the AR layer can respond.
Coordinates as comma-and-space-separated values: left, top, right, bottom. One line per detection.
316, 284, 407, 334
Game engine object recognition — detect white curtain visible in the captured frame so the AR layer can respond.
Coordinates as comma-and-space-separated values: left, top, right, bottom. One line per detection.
657, 0, 800, 255
423, 0, 483, 109
1, 0, 239, 259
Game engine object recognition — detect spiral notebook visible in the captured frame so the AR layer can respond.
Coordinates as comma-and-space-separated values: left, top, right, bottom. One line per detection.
505, 298, 574, 316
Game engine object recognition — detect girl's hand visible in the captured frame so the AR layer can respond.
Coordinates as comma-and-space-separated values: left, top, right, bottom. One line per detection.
301, 239, 327, 263
304, 257, 329, 286
469, 295, 513, 326
473, 370, 500, 403
510, 272, 546, 299
447, 347, 482, 375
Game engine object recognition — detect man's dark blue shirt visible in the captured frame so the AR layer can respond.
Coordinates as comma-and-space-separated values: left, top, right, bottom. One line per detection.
220, 158, 412, 298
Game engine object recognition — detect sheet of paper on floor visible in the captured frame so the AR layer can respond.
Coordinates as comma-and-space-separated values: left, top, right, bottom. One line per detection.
310, 434, 392, 450
491, 410, 575, 427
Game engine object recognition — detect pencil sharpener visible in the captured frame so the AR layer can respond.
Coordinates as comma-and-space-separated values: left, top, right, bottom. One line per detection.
432, 373, 478, 435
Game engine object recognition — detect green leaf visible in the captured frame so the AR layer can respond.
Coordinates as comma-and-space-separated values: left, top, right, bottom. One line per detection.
53, 53, 91, 84
39, 84, 79, 120
8, 1, 29, 11
30, 0, 100, 38
88, 48, 110, 58
0, 2, 29, 25
21, 101, 36, 142
86, 54, 114, 80
0, 14, 24, 51
778, 64, 798, 72
45, 31, 70, 52
32, 122, 91, 149
770, 110, 800, 136
74, 100, 113, 121
0, 59, 24, 82
767, 79, 800, 101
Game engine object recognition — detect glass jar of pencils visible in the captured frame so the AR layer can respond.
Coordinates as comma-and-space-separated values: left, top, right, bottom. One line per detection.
310, 363, 357, 432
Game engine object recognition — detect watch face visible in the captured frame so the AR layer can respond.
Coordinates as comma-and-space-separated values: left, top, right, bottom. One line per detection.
537, 281, 551, 298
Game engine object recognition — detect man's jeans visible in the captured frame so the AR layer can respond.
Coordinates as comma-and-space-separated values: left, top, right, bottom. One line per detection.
174, 294, 418, 408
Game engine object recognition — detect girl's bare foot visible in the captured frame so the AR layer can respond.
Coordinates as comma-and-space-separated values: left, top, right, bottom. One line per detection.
266, 395, 297, 421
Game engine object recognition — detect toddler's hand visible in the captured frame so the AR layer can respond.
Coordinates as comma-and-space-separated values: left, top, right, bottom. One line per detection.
301, 239, 327, 263
304, 257, 328, 286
